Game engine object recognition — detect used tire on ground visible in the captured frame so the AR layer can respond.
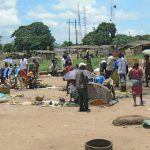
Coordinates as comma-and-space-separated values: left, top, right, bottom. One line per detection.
85, 139, 113, 150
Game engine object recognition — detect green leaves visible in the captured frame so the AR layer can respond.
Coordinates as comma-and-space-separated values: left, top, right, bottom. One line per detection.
11, 22, 55, 51
82, 22, 117, 45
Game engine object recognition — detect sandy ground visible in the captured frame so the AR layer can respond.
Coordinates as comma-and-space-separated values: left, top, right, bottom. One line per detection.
0, 76, 150, 150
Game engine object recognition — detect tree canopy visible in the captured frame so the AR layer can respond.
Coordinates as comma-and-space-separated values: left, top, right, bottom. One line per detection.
82, 22, 117, 45
61, 41, 73, 47
112, 34, 133, 45
11, 22, 55, 51
3, 43, 15, 52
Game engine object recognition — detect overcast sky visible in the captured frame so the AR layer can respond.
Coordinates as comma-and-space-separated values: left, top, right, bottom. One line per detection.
0, 0, 150, 44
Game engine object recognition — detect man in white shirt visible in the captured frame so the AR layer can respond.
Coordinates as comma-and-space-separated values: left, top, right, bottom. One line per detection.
117, 53, 128, 91
106, 53, 114, 79
20, 56, 28, 70
20, 56, 28, 82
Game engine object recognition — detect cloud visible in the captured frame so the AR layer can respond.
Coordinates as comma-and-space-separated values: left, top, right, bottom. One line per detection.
117, 28, 145, 36
52, 0, 97, 11
28, 6, 56, 20
0, 0, 21, 43
115, 10, 139, 21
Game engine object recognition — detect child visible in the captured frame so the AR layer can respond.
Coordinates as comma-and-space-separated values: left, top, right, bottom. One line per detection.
68, 81, 79, 103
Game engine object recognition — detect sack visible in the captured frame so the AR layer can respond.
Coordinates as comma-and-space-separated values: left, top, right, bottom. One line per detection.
130, 79, 142, 87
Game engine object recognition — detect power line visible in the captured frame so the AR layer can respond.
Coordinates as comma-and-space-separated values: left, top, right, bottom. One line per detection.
110, 0, 116, 22
83, 6, 87, 36
77, 3, 82, 43
66, 19, 78, 45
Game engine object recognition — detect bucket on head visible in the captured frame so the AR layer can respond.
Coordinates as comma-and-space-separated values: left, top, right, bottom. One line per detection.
85, 139, 113, 150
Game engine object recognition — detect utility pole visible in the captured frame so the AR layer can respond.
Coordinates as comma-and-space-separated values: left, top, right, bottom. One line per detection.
83, 6, 87, 36
77, 3, 82, 43
110, 0, 116, 22
75, 19, 78, 45
66, 19, 71, 45
66, 19, 78, 45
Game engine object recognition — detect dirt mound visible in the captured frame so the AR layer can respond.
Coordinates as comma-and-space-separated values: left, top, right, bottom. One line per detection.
113, 115, 150, 126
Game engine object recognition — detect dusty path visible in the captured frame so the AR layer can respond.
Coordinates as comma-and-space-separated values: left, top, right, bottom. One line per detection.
0, 76, 150, 150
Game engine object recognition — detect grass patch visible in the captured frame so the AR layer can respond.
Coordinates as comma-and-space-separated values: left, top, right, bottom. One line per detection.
39, 59, 50, 72
126, 54, 143, 59
72, 56, 103, 69
39, 58, 62, 72
39, 54, 144, 71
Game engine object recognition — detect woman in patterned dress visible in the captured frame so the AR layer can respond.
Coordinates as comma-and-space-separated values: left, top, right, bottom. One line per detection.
129, 63, 143, 106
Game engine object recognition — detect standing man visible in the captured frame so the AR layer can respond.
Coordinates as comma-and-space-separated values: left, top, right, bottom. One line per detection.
32, 59, 39, 78
76, 63, 90, 112
20, 55, 28, 83
144, 55, 150, 87
106, 53, 114, 79
117, 53, 128, 91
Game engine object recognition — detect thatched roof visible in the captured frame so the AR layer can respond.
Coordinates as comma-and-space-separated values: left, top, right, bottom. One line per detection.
33, 50, 55, 54
118, 40, 150, 50
64, 45, 114, 50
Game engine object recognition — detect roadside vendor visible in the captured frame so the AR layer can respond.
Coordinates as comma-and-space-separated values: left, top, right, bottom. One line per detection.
20, 55, 28, 83
76, 63, 90, 112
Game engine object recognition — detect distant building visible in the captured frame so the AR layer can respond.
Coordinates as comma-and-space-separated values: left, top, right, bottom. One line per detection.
118, 40, 150, 55
63, 45, 116, 56
33, 50, 55, 60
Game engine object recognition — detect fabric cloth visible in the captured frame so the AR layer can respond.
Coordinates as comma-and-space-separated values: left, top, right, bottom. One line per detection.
7, 67, 13, 78
20, 58, 28, 70
76, 70, 88, 89
20, 69, 27, 82
129, 68, 143, 96
94, 75, 105, 84
103, 77, 114, 86
117, 57, 127, 75
64, 65, 73, 74
3, 67, 9, 78
112, 60, 118, 70
119, 73, 126, 86
111, 70, 119, 86
106, 55, 114, 71
68, 83, 76, 94
15, 67, 20, 77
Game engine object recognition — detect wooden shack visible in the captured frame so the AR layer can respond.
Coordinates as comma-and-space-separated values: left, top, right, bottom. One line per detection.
63, 45, 115, 56
118, 40, 150, 55
33, 50, 55, 60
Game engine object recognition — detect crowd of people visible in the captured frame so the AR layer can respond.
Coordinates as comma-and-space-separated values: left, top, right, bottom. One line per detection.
0, 56, 39, 89
63, 51, 150, 111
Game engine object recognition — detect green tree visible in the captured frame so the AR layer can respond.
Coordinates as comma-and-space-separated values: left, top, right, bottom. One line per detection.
11, 22, 55, 51
82, 22, 117, 45
134, 34, 150, 41
82, 32, 95, 45
112, 34, 132, 45
0, 44, 3, 51
61, 41, 73, 47
3, 43, 15, 52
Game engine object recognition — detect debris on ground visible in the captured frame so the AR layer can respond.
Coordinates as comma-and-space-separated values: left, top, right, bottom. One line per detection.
113, 115, 150, 126
0, 84, 10, 94
143, 120, 150, 129
0, 93, 10, 103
